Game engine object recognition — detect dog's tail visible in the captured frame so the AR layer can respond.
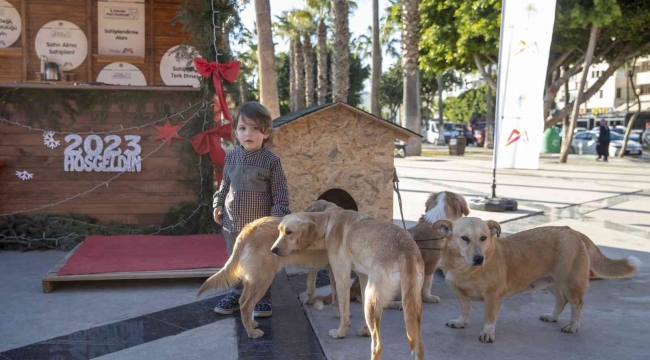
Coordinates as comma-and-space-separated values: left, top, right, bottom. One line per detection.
400, 254, 424, 360
579, 231, 642, 279
196, 235, 245, 298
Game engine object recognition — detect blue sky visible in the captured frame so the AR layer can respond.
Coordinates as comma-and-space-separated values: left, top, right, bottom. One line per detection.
237, 0, 399, 92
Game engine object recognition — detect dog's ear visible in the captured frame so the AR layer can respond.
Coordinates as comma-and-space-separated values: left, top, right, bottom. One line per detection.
432, 219, 453, 238
487, 220, 501, 238
298, 220, 319, 250
457, 196, 470, 216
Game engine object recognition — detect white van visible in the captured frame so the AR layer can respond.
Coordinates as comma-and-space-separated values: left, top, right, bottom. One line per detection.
423, 120, 440, 144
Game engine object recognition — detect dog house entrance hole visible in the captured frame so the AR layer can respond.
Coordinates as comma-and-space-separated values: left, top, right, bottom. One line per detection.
317, 188, 358, 211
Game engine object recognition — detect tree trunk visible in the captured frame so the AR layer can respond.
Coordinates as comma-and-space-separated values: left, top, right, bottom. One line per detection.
303, 34, 315, 108
560, 25, 600, 163
294, 37, 306, 110
401, 0, 421, 156
253, 0, 280, 118
317, 18, 328, 105
485, 66, 494, 149
370, 0, 381, 116
289, 38, 296, 111
332, 0, 350, 103
620, 59, 641, 158
238, 80, 246, 105
562, 65, 569, 145
435, 74, 446, 146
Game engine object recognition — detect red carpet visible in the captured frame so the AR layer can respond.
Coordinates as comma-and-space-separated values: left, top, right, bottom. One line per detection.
58, 234, 228, 276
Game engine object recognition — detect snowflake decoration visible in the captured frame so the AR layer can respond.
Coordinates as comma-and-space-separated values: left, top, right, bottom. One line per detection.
15, 170, 34, 181
43, 132, 60, 149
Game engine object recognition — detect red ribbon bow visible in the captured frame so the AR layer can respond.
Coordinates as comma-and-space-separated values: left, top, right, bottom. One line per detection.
190, 123, 232, 166
193, 58, 241, 123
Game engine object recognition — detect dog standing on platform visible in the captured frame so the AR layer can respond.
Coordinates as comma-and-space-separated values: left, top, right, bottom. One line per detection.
272, 210, 425, 360
436, 217, 642, 343
197, 200, 341, 339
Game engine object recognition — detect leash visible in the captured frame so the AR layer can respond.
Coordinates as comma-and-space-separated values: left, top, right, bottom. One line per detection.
393, 168, 407, 230
393, 168, 443, 251
414, 237, 444, 251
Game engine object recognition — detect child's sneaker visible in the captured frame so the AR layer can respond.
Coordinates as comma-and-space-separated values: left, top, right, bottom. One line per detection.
214, 291, 241, 314
253, 294, 272, 318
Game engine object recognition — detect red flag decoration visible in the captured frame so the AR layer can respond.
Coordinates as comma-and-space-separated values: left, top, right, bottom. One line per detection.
192, 58, 241, 123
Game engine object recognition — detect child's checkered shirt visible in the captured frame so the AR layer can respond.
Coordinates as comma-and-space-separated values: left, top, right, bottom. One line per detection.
213, 146, 290, 233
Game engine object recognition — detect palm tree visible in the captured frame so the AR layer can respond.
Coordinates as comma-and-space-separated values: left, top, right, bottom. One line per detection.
307, 0, 330, 105
274, 12, 298, 111
331, 0, 350, 103
401, 0, 421, 156
293, 36, 306, 109
253, 0, 280, 118
303, 33, 316, 107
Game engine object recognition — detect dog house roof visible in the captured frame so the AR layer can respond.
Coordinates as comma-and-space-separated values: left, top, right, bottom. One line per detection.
272, 102, 421, 142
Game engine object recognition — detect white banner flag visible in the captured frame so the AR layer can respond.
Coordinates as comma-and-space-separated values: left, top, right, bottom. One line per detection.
495, 0, 556, 169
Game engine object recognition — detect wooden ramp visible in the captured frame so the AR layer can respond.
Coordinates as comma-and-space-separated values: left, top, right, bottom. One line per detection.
42, 244, 220, 293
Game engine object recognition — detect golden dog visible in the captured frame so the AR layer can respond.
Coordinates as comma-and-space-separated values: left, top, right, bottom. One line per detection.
436, 217, 642, 343
196, 200, 340, 338
272, 210, 425, 360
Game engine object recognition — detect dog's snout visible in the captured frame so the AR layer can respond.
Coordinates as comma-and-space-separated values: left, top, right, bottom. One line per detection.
271, 247, 280, 255
472, 254, 484, 266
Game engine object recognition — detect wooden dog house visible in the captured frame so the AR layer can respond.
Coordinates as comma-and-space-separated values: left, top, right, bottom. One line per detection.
268, 102, 421, 222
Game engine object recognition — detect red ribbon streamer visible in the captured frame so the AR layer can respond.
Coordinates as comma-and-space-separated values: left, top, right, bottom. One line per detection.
193, 58, 241, 123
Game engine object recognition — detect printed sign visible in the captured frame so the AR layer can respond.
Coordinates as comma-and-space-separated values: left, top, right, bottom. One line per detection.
64, 134, 142, 173
494, 0, 557, 169
0, 0, 21, 48
35, 20, 88, 71
98, 0, 145, 58
97, 62, 147, 86
159, 45, 201, 87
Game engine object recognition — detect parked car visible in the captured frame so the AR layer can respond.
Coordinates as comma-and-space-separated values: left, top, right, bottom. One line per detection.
423, 120, 440, 144
443, 122, 460, 143
571, 131, 643, 156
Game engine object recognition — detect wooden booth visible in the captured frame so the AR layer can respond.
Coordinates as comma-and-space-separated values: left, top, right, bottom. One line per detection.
269, 102, 421, 222
0, 0, 205, 226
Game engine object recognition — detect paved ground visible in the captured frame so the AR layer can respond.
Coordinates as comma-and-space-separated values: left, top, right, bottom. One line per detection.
1, 152, 649, 359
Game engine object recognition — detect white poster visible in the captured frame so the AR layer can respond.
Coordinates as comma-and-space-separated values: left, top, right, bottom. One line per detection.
495, 0, 556, 169
35, 20, 88, 71
98, 0, 145, 58
0, 0, 21, 48
159, 45, 201, 87
97, 62, 147, 86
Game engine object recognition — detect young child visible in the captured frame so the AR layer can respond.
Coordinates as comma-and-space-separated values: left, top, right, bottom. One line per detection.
213, 101, 290, 317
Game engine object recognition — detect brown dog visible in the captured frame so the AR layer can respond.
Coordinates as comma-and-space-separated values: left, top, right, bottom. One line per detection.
350, 191, 470, 308
436, 217, 642, 343
196, 200, 340, 338
272, 210, 425, 360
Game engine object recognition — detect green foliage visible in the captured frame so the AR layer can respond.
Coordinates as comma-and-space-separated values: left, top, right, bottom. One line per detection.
276, 52, 292, 115
0, 89, 200, 131
444, 85, 488, 123
274, 48, 369, 114
380, 61, 403, 122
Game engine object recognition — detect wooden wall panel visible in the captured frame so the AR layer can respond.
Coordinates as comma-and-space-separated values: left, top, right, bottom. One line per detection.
0, 92, 200, 226
26, 1, 90, 82
0, 0, 191, 84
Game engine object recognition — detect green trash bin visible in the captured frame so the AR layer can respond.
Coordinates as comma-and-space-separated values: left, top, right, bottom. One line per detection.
541, 128, 561, 153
